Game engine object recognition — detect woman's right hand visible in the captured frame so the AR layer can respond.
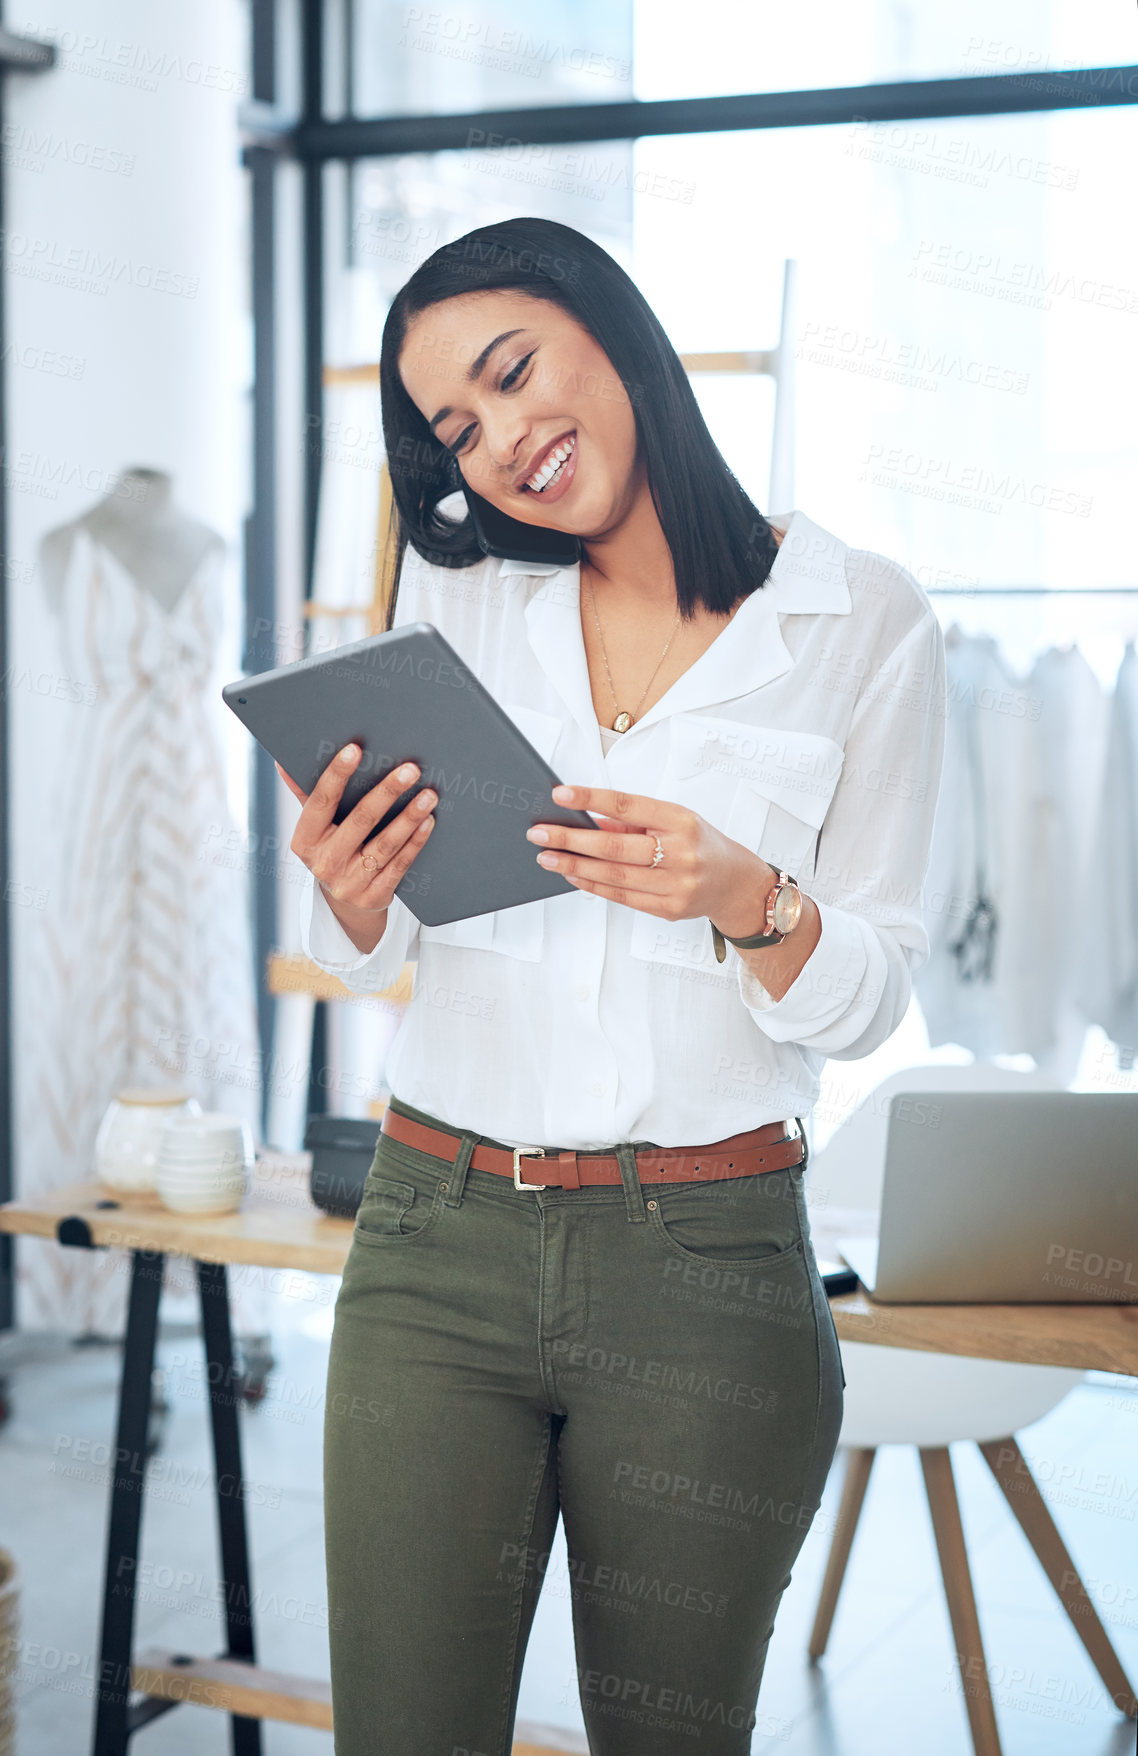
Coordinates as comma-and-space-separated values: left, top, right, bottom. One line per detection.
277, 743, 436, 950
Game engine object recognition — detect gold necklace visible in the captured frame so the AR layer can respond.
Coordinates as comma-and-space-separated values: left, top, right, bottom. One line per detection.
583, 568, 682, 733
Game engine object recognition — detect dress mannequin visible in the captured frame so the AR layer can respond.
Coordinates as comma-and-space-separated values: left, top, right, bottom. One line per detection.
18, 470, 264, 1342
39, 467, 222, 617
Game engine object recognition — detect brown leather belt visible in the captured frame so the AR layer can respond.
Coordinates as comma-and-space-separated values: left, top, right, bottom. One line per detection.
379, 1107, 807, 1191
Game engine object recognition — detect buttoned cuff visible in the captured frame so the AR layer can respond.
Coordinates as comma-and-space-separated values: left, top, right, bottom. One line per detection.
735, 898, 877, 1041
300, 872, 417, 993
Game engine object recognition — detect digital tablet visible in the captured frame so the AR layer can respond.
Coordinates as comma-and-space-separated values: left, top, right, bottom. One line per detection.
221, 622, 597, 928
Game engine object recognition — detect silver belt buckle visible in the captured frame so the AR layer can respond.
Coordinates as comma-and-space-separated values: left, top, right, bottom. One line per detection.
513, 1145, 547, 1191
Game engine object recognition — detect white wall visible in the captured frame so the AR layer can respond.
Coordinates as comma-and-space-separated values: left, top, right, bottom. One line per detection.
4, 2, 249, 1209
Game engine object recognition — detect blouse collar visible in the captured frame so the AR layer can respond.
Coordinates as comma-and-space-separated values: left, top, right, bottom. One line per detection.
498, 509, 852, 743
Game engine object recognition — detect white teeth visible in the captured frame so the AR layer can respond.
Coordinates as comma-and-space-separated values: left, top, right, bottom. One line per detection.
525, 433, 575, 492
527, 441, 571, 492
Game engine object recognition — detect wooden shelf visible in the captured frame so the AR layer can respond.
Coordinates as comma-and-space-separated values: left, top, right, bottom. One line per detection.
322, 352, 775, 386
132, 1651, 330, 1730
131, 1650, 588, 1751
266, 949, 413, 1007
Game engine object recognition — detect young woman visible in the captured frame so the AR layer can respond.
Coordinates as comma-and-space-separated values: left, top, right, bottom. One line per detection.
281, 217, 946, 1755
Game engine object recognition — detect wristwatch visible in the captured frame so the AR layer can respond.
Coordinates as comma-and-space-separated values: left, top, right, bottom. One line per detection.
710, 870, 803, 964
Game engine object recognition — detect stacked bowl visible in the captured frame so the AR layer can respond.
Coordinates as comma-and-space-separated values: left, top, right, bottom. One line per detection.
156, 1113, 254, 1214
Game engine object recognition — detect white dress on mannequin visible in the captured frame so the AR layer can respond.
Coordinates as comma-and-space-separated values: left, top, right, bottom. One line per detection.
18, 511, 262, 1338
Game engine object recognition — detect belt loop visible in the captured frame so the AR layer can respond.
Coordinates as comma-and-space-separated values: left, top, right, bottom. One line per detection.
441, 1129, 478, 1207
558, 1151, 581, 1192
615, 1142, 647, 1224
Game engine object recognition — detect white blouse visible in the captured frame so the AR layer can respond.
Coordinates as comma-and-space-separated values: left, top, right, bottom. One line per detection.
298, 509, 946, 1151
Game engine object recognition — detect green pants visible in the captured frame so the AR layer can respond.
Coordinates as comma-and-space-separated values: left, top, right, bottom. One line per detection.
323, 1094, 844, 1754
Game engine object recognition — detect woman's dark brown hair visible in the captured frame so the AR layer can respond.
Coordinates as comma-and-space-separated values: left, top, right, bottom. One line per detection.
378, 215, 780, 627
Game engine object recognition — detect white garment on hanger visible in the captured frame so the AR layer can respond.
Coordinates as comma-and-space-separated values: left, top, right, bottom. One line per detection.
1000, 646, 1107, 1070
916, 629, 1027, 1056
1078, 642, 1138, 1067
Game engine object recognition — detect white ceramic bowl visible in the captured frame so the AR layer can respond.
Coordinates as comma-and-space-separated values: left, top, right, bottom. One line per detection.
156, 1169, 247, 1191
157, 1147, 248, 1172
160, 1113, 251, 1145
156, 1112, 253, 1213
157, 1180, 247, 1216
156, 1165, 248, 1212
159, 1115, 251, 1162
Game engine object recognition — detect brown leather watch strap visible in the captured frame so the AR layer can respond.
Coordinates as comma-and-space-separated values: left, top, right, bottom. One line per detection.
379, 1108, 805, 1189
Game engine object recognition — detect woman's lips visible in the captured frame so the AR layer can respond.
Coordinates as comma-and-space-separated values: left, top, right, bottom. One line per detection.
520, 431, 578, 505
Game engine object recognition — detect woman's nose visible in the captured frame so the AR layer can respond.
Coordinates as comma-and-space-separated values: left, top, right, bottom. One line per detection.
481, 416, 529, 477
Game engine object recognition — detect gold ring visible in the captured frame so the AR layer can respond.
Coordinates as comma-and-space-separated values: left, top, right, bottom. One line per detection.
650, 834, 664, 869
361, 852, 380, 875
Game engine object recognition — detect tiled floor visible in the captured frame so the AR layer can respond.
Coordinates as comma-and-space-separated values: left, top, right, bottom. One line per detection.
1, 1300, 1135, 1754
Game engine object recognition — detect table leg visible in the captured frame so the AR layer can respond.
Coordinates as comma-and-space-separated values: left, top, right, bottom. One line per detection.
91, 1248, 165, 1756
197, 1259, 262, 1756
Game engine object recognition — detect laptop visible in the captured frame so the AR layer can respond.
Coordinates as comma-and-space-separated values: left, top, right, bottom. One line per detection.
837, 1093, 1138, 1303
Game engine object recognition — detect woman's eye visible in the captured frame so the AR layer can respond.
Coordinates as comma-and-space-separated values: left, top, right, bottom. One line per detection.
445, 351, 534, 453
500, 351, 534, 391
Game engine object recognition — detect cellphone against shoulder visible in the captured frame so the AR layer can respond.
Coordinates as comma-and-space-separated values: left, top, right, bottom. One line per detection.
461, 480, 580, 568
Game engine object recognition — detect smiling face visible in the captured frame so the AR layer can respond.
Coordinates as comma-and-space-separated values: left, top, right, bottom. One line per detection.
397, 289, 643, 539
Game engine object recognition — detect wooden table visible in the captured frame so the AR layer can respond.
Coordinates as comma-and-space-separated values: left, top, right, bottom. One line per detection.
3, 1169, 1136, 1755
812, 1203, 1138, 1376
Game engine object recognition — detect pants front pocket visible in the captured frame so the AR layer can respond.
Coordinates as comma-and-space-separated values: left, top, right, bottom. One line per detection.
352, 1168, 444, 1247
647, 1168, 805, 1270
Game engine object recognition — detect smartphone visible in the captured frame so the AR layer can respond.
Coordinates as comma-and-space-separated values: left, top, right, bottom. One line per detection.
461, 478, 581, 568
818, 1258, 860, 1297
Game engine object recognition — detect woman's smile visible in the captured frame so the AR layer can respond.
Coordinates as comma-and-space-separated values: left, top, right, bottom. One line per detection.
519, 430, 578, 502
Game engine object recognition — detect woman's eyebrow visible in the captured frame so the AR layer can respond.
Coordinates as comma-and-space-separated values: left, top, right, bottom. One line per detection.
427, 329, 527, 433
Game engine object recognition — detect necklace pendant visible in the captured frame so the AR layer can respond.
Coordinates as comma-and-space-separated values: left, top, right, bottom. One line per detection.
612, 710, 632, 733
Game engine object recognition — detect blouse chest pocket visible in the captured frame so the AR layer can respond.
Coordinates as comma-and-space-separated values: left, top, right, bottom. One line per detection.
415, 700, 564, 963
629, 712, 846, 974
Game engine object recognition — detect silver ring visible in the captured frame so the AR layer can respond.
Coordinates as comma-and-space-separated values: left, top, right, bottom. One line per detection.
650, 834, 664, 868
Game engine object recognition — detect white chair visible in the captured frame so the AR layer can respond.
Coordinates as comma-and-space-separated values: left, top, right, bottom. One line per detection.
806, 1064, 1138, 1756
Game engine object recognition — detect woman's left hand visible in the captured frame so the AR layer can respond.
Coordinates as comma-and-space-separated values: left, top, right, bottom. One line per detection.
525, 783, 775, 939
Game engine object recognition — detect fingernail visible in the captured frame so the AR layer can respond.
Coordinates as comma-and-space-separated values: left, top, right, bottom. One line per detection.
537, 852, 558, 868
527, 827, 549, 843
341, 744, 360, 763
552, 785, 574, 802
397, 762, 417, 782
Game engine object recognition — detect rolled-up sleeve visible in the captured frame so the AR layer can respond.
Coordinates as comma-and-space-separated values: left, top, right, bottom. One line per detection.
737, 608, 946, 1058
299, 868, 419, 996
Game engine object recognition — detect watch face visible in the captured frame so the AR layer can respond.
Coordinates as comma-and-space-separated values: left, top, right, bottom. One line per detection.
771, 884, 803, 936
